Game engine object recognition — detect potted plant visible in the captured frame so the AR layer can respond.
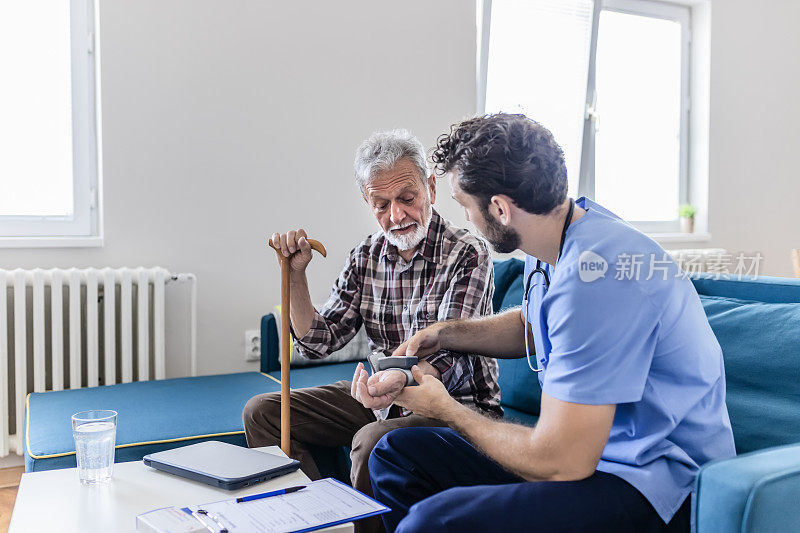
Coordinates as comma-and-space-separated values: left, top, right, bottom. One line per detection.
679, 204, 697, 233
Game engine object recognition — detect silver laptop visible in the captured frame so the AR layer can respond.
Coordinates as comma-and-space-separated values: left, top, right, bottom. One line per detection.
143, 441, 300, 490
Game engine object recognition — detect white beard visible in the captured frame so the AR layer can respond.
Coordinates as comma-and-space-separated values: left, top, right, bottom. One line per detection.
384, 206, 432, 251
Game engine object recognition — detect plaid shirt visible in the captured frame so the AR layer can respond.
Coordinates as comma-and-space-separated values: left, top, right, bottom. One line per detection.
294, 209, 501, 416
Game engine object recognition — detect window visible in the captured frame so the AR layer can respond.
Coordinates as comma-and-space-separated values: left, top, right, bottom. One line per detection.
0, 0, 100, 244
481, 0, 695, 233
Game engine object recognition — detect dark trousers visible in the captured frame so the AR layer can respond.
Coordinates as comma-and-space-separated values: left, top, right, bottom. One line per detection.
368, 427, 690, 533
242, 381, 445, 533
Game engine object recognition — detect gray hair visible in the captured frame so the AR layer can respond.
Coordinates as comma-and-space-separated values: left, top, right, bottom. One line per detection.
353, 129, 430, 192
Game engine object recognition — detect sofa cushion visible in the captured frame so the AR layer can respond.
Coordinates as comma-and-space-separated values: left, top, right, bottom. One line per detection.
274, 305, 370, 368
700, 294, 800, 453
693, 442, 800, 533
492, 258, 525, 312
503, 406, 539, 427
497, 357, 543, 416
25, 372, 280, 472
500, 273, 525, 312
493, 259, 542, 415
692, 274, 800, 304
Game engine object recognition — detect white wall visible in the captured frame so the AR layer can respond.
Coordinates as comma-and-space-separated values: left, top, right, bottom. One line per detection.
705, 0, 800, 277
1, 0, 476, 375
2, 0, 798, 376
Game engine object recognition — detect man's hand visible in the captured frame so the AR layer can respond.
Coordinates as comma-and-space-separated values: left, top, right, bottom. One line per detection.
394, 365, 460, 420
271, 229, 313, 272
350, 362, 406, 410
391, 324, 444, 359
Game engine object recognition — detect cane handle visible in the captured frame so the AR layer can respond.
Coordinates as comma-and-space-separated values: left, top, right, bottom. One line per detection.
268, 238, 327, 258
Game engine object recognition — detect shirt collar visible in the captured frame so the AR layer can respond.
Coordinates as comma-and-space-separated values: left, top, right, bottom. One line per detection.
381, 208, 445, 264
575, 196, 622, 221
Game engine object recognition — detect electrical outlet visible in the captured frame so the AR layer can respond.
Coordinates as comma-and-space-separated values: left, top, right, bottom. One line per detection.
245, 330, 261, 362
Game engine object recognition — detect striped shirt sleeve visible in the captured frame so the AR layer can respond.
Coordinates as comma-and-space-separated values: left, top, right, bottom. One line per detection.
293, 249, 364, 359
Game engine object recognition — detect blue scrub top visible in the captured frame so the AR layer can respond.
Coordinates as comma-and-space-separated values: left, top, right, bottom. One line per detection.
524, 197, 735, 523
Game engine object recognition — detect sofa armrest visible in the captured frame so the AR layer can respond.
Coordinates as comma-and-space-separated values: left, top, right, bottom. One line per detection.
260, 314, 280, 373
693, 442, 800, 533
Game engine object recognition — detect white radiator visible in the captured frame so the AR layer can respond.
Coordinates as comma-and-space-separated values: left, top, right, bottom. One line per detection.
0, 267, 197, 456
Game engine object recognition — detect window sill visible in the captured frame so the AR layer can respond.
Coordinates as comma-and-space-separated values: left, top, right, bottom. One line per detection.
0, 236, 104, 249
647, 232, 711, 244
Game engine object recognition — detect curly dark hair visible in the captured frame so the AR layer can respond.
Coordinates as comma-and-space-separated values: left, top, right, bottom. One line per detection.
431, 114, 568, 215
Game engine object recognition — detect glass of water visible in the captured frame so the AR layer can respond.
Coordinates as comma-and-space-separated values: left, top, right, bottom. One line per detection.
72, 410, 117, 484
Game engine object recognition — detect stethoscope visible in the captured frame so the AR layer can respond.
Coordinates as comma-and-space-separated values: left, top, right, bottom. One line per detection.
522, 198, 575, 373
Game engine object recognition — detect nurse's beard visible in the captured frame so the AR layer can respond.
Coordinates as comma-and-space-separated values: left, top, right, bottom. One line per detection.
482, 214, 520, 254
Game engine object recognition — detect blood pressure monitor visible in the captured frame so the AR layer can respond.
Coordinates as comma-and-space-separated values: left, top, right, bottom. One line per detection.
368, 351, 419, 386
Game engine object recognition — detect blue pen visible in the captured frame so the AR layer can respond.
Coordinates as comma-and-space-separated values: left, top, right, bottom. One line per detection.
236, 485, 306, 503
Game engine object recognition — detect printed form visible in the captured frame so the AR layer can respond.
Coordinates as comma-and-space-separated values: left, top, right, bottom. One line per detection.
187, 478, 389, 533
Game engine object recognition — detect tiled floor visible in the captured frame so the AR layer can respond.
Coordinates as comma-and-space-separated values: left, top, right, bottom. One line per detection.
0, 467, 23, 533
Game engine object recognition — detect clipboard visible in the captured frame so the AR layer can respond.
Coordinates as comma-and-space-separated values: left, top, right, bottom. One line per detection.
136, 478, 390, 533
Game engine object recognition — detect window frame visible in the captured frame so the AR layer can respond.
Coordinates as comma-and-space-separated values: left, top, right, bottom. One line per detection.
479, 0, 695, 234
0, 0, 102, 246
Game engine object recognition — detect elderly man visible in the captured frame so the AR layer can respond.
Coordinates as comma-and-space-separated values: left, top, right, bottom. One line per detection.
242, 129, 500, 533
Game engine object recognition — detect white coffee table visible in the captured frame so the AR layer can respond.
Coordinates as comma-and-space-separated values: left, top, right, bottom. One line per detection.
9, 446, 353, 532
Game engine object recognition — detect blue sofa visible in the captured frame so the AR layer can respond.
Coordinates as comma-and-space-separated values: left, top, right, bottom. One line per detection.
24, 372, 282, 471
260, 259, 800, 532
25, 259, 800, 532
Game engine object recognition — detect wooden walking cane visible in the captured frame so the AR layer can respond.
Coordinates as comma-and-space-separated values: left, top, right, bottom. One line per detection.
268, 237, 327, 456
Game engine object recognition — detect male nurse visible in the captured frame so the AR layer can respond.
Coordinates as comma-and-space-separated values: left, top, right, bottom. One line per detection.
354, 114, 736, 532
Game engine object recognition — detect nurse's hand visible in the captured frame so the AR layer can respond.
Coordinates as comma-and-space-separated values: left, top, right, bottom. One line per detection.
350, 363, 406, 410
395, 365, 456, 420
392, 324, 443, 359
